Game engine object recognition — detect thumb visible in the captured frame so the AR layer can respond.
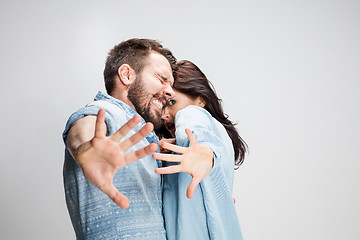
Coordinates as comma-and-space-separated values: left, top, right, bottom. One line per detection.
186, 177, 201, 199
185, 128, 197, 145
102, 184, 130, 209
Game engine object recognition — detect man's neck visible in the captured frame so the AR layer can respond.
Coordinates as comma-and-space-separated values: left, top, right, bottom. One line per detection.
110, 91, 136, 111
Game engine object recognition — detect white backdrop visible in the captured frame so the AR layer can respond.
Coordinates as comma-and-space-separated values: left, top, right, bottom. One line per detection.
1, 0, 359, 239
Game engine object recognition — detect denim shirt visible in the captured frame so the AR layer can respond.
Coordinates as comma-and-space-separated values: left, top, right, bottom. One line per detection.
62, 92, 166, 240
162, 105, 244, 240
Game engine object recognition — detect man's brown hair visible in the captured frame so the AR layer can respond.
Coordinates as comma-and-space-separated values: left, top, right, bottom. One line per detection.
103, 38, 177, 94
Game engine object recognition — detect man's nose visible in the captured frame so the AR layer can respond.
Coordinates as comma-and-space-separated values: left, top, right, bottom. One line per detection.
162, 83, 175, 99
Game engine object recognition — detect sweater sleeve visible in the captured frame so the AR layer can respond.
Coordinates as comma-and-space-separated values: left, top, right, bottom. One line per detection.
175, 105, 243, 240
175, 106, 223, 166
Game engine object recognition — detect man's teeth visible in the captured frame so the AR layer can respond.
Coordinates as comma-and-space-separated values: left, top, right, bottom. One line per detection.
152, 99, 163, 109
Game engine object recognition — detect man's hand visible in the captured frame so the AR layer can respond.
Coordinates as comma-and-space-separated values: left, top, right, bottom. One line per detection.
75, 109, 157, 209
153, 128, 213, 199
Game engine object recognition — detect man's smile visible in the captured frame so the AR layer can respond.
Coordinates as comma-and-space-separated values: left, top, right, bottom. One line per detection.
152, 98, 165, 110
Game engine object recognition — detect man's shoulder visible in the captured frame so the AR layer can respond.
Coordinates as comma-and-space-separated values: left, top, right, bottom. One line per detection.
62, 94, 130, 144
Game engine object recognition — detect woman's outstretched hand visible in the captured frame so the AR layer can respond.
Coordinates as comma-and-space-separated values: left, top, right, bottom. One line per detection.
153, 128, 214, 199
75, 109, 158, 209
158, 137, 176, 153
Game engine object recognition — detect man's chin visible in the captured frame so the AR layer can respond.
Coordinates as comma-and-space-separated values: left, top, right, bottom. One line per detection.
151, 117, 163, 130
149, 107, 163, 128
144, 109, 163, 130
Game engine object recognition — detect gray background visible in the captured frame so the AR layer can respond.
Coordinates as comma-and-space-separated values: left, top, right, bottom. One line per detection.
1, 0, 359, 239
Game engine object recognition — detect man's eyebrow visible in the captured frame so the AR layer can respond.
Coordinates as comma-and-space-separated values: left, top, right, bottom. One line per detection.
155, 73, 168, 82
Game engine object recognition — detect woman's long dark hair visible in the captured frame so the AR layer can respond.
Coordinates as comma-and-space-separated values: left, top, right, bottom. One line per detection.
173, 60, 247, 167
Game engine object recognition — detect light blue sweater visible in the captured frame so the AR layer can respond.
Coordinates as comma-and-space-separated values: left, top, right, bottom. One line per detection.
163, 105, 244, 240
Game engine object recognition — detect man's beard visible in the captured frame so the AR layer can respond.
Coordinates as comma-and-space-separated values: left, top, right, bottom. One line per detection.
128, 76, 164, 129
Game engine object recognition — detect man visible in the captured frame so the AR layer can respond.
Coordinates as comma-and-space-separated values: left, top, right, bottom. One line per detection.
63, 39, 177, 239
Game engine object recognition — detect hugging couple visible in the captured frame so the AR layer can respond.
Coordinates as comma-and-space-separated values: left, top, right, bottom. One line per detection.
63, 38, 247, 240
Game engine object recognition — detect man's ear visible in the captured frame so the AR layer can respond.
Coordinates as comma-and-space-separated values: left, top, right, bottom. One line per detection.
195, 97, 206, 108
117, 64, 135, 87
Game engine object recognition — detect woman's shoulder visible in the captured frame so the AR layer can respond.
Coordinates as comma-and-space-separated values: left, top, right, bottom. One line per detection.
175, 105, 213, 123
174, 105, 224, 143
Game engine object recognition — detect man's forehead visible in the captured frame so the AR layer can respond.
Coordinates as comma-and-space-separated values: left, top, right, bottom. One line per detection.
144, 52, 174, 80
147, 52, 171, 66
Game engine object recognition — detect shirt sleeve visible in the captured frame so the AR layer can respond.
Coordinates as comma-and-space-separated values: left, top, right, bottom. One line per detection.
62, 100, 127, 147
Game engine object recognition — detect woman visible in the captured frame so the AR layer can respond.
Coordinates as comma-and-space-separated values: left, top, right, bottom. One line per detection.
153, 60, 247, 240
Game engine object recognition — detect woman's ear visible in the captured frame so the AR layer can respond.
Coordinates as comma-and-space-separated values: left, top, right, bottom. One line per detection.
195, 97, 206, 108
117, 64, 134, 87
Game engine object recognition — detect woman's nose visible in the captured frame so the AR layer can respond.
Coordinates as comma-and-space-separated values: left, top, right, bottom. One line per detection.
161, 108, 170, 120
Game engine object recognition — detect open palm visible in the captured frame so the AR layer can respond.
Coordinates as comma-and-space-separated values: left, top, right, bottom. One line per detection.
76, 109, 157, 209
153, 128, 214, 199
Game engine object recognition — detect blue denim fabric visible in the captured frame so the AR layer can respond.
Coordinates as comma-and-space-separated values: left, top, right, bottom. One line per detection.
163, 105, 244, 240
62, 92, 166, 240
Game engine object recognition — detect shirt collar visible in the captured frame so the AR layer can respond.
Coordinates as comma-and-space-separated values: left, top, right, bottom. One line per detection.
94, 91, 158, 144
